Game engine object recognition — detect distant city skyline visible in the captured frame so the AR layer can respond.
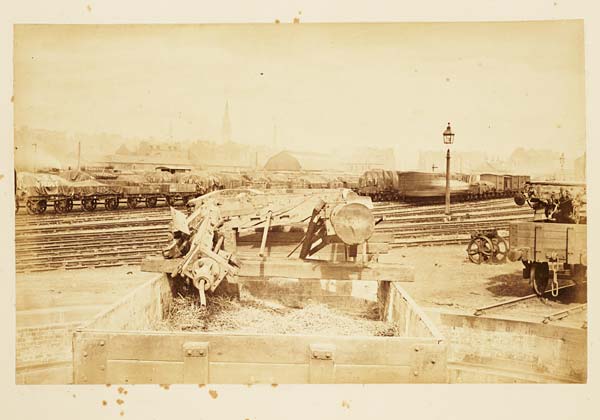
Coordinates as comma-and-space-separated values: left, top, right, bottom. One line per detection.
14, 22, 586, 168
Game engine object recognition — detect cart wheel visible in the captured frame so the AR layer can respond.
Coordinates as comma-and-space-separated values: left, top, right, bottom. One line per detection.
65, 198, 73, 212
531, 262, 550, 296
81, 198, 97, 212
105, 197, 119, 211
466, 235, 493, 264
146, 197, 158, 208
491, 236, 509, 263
127, 197, 138, 209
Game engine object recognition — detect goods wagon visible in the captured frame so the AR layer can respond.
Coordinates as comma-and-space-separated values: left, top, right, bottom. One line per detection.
16, 170, 216, 214
357, 170, 531, 203
509, 181, 587, 295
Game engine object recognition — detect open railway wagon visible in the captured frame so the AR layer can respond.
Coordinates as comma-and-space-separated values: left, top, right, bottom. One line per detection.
15, 170, 217, 214
509, 181, 587, 295
357, 170, 530, 203
72, 189, 447, 384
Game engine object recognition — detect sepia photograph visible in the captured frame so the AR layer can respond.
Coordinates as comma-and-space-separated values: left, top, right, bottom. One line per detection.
12, 20, 587, 386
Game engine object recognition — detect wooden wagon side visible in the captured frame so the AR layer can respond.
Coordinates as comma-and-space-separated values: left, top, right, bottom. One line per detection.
72, 274, 447, 384
509, 221, 587, 266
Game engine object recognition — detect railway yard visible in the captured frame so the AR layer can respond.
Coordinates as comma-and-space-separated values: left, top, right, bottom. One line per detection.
15, 197, 531, 272
15, 187, 587, 384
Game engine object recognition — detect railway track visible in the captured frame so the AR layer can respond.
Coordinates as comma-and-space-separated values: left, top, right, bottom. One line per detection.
472, 281, 587, 326
15, 198, 533, 272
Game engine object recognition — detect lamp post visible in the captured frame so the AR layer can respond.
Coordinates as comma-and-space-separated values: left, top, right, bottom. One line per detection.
442, 122, 455, 216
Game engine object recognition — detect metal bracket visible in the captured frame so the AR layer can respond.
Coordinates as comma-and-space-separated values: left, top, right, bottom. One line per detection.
309, 343, 335, 383
182, 342, 209, 384
311, 344, 335, 360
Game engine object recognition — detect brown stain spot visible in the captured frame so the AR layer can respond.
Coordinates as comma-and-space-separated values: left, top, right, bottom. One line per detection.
208, 389, 218, 399
120, 411, 124, 416
342, 400, 351, 409
11, 95, 14, 103
274, 19, 280, 24
198, 384, 205, 388
72, 394, 76, 398
124, 390, 128, 395
106, 384, 111, 387
86, 5, 92, 12
102, 400, 107, 406
271, 383, 278, 388
116, 399, 125, 405
118, 386, 125, 394
293, 17, 300, 24
160, 384, 170, 390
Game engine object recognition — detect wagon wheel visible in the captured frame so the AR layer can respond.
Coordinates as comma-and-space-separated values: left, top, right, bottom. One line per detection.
27, 199, 47, 215
531, 263, 550, 296
53, 200, 63, 213
466, 235, 493, 264
54, 199, 67, 213
127, 197, 138, 209
146, 197, 158, 208
26, 199, 36, 215
81, 198, 97, 212
104, 196, 119, 211
65, 198, 74, 212
164, 196, 175, 207
491, 236, 509, 263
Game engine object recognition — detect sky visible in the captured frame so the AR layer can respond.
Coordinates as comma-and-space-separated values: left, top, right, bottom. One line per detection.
13, 21, 586, 167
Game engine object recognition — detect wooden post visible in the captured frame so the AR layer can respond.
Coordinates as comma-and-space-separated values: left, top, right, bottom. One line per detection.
259, 211, 272, 257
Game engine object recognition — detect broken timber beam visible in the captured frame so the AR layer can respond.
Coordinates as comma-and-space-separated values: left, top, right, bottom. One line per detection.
141, 256, 414, 282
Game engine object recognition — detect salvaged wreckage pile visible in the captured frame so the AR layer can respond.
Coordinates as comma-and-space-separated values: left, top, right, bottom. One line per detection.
140, 189, 414, 337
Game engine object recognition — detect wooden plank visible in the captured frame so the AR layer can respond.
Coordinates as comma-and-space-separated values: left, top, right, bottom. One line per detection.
104, 332, 422, 366
209, 362, 308, 384
72, 331, 108, 384
390, 282, 443, 340
142, 256, 414, 282
105, 360, 183, 384
334, 365, 411, 383
237, 258, 414, 282
182, 342, 209, 384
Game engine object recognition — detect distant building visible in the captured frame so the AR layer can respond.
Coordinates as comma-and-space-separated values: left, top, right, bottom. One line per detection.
96, 154, 197, 171
264, 151, 302, 171
264, 150, 345, 172
344, 147, 396, 173
574, 153, 586, 182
